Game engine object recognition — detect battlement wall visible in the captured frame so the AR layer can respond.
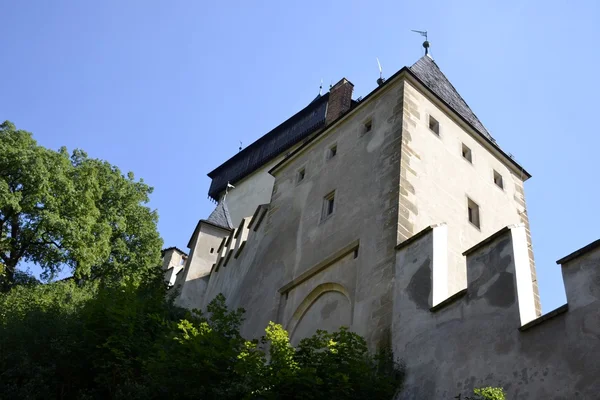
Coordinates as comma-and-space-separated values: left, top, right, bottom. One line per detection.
393, 224, 600, 399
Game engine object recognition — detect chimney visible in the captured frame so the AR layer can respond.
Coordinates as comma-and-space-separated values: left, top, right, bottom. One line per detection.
325, 78, 354, 125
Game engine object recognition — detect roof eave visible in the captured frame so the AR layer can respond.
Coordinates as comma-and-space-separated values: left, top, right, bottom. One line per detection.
403, 68, 532, 180
269, 65, 531, 179
207, 93, 330, 179
186, 219, 233, 249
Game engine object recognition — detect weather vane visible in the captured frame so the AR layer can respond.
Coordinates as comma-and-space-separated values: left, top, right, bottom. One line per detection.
411, 30, 430, 55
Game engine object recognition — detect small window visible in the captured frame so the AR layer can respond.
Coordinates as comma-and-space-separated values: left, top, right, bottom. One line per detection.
297, 167, 306, 183
363, 118, 373, 135
467, 198, 480, 229
493, 170, 504, 189
322, 191, 336, 221
327, 144, 337, 160
429, 115, 440, 135
462, 143, 472, 163
210, 247, 214, 254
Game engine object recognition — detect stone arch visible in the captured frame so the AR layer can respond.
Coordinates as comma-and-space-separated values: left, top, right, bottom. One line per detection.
287, 282, 353, 344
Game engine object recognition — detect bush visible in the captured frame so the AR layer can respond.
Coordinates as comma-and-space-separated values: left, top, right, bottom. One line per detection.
0, 282, 404, 399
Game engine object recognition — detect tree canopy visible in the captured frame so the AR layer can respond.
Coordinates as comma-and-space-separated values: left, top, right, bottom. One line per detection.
0, 121, 162, 291
0, 281, 406, 399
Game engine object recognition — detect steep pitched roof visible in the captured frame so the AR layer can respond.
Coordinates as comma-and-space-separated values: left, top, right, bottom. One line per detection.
205, 200, 233, 230
409, 56, 494, 142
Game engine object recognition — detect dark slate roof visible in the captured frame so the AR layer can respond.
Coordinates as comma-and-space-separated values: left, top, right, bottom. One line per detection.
410, 56, 494, 141
205, 200, 233, 230
161, 246, 188, 257
206, 93, 329, 200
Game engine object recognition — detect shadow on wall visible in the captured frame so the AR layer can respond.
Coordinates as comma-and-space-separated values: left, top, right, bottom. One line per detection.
393, 223, 600, 399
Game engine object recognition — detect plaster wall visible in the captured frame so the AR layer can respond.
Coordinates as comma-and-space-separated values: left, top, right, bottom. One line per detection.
398, 80, 538, 304
393, 226, 600, 399
161, 250, 185, 271
218, 158, 282, 227
161, 249, 186, 287
199, 78, 406, 347
176, 223, 229, 310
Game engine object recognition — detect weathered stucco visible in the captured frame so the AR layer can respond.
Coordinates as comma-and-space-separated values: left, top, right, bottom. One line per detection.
394, 225, 600, 399
398, 80, 540, 312
175, 222, 229, 310
218, 158, 282, 227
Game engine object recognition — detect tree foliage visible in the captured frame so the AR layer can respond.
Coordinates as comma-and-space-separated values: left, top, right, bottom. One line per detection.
0, 281, 404, 399
0, 121, 162, 291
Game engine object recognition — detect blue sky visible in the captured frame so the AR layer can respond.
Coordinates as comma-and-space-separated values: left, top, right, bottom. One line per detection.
1, 0, 598, 312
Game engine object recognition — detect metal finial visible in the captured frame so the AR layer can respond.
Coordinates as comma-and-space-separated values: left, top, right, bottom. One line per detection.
376, 57, 386, 86
411, 30, 429, 55
319, 79, 323, 95
239, 141, 243, 152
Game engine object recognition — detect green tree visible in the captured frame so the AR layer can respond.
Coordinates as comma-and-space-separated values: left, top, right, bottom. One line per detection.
1, 283, 404, 399
0, 121, 162, 291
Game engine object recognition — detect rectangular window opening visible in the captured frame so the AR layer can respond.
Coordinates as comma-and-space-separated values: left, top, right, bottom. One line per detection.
462, 143, 472, 163
493, 170, 504, 189
327, 144, 337, 160
322, 191, 336, 221
297, 167, 306, 184
362, 118, 373, 135
210, 247, 214, 254
429, 115, 440, 135
467, 198, 480, 229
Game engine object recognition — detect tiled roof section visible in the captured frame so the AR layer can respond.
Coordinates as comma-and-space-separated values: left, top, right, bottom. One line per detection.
207, 93, 329, 200
206, 200, 233, 230
410, 56, 494, 141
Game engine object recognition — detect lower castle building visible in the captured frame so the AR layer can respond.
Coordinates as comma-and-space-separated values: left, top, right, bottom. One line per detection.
162, 51, 600, 398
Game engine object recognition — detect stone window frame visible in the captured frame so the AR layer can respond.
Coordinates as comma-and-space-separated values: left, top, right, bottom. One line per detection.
461, 143, 473, 164
326, 142, 338, 161
296, 165, 307, 185
361, 116, 373, 136
428, 114, 440, 136
321, 190, 336, 223
466, 196, 481, 230
493, 169, 504, 190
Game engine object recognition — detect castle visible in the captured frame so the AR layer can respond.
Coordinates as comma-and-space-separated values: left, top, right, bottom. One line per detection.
161, 47, 600, 398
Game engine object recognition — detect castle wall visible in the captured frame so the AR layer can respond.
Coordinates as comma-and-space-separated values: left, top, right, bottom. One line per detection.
393, 225, 600, 399
219, 158, 282, 227
161, 249, 186, 287
398, 79, 539, 310
198, 77, 406, 347
176, 223, 229, 310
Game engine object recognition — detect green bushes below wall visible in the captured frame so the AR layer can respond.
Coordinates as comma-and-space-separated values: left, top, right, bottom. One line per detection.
0, 278, 405, 399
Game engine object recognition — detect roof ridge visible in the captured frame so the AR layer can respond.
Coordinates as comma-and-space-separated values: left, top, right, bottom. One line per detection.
409, 56, 493, 141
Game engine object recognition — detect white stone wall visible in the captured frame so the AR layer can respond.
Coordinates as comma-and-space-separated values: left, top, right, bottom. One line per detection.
399, 79, 530, 296
218, 158, 282, 227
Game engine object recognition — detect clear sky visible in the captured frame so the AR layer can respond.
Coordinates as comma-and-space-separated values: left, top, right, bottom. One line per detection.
1, 0, 598, 312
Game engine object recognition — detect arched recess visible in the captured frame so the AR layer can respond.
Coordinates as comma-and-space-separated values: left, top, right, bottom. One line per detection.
287, 282, 353, 344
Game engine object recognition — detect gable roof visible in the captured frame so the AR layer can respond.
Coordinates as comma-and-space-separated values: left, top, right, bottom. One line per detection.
186, 200, 233, 249
206, 200, 233, 230
409, 55, 493, 142
161, 246, 188, 257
